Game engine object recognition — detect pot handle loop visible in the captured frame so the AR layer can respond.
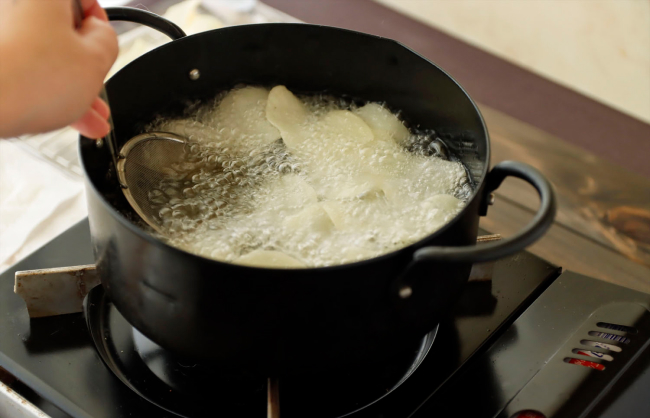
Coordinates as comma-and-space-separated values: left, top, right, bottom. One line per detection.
105, 7, 187, 40
416, 160, 556, 264
392, 161, 556, 317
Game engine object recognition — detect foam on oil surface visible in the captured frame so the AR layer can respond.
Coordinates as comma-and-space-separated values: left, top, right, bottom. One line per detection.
142, 85, 471, 267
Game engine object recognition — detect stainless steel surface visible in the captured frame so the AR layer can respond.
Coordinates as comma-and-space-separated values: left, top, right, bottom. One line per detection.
398, 286, 413, 299
0, 381, 47, 418
188, 68, 201, 80
14, 265, 100, 318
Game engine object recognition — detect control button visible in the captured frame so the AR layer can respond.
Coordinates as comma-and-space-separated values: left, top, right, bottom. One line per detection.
580, 339, 622, 352
511, 410, 546, 418
564, 357, 606, 371
596, 322, 637, 334
572, 349, 613, 361
588, 331, 630, 344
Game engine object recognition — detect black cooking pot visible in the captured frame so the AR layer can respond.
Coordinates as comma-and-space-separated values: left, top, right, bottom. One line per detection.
80, 8, 556, 375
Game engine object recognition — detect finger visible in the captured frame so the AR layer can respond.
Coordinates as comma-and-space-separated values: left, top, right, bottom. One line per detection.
81, 0, 108, 22
92, 97, 110, 120
71, 108, 110, 139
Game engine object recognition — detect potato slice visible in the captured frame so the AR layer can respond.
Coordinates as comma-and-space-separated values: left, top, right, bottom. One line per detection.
327, 174, 385, 200
215, 86, 280, 145
320, 200, 377, 234
235, 250, 305, 268
361, 140, 409, 176
320, 201, 348, 230
425, 194, 462, 209
421, 194, 463, 223
270, 174, 318, 208
355, 103, 410, 145
283, 203, 335, 234
318, 110, 374, 145
266, 86, 310, 148
407, 157, 466, 194
380, 177, 410, 201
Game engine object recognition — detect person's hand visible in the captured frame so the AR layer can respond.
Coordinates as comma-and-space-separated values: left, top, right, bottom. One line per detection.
0, 0, 118, 139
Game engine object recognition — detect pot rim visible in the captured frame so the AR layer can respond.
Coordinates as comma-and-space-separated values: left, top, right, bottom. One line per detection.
82, 23, 491, 273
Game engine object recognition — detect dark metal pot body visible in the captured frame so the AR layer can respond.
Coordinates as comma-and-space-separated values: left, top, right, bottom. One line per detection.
80, 11, 556, 375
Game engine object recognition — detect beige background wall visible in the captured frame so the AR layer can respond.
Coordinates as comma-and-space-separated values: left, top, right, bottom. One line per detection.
375, 0, 650, 124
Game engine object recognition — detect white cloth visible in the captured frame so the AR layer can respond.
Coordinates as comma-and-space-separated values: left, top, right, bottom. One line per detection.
0, 141, 87, 273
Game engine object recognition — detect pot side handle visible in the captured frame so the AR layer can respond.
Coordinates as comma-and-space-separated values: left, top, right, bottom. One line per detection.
105, 7, 187, 40
416, 160, 556, 264
390, 161, 555, 327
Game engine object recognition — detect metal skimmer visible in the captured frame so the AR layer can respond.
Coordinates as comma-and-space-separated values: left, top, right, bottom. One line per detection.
116, 132, 188, 233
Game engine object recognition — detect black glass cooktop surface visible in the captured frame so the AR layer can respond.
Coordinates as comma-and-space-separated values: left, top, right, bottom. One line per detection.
0, 220, 560, 417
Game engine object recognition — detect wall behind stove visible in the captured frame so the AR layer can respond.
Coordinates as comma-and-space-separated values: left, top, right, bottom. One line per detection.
375, 0, 650, 125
